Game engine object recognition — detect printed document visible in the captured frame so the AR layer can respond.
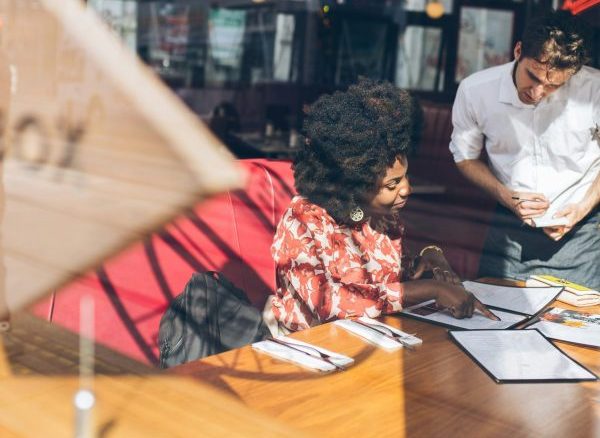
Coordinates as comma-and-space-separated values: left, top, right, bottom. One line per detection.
449, 330, 597, 382
462, 281, 562, 316
402, 300, 524, 330
527, 307, 600, 348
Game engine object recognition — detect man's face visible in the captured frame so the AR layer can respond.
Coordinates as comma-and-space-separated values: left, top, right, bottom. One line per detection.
513, 42, 573, 105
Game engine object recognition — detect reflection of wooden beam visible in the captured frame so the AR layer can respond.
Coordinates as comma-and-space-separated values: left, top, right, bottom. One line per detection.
0, 314, 304, 436
40, 0, 241, 192
0, 0, 244, 317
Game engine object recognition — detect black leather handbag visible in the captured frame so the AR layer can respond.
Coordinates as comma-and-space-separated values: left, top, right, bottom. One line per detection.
158, 271, 269, 368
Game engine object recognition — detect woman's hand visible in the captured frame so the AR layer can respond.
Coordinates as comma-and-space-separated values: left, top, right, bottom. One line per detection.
402, 279, 499, 320
435, 283, 498, 320
410, 249, 461, 285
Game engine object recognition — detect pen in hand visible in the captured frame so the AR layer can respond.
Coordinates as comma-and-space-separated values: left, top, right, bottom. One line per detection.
511, 195, 544, 202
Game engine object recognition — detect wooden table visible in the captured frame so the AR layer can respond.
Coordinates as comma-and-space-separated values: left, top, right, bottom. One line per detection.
0, 313, 304, 437
174, 300, 600, 437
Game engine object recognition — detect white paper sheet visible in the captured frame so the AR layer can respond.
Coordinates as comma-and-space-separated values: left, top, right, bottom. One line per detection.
402, 300, 524, 330
531, 217, 570, 228
450, 329, 597, 382
463, 281, 562, 316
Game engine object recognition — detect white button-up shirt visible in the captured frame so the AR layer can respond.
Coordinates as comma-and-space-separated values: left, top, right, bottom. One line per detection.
450, 61, 600, 216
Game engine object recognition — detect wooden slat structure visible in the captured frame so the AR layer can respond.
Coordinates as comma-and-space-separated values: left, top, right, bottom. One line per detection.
0, 0, 244, 316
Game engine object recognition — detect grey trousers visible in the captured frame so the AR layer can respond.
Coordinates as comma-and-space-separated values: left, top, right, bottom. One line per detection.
478, 205, 600, 289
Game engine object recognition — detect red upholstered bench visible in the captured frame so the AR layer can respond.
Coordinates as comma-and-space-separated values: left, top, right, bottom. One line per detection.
29, 145, 495, 366
31, 159, 296, 365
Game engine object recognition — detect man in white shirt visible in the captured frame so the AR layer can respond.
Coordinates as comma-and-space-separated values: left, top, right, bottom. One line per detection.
450, 11, 600, 288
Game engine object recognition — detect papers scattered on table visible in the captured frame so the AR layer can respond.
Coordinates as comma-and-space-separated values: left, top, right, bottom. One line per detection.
334, 317, 422, 350
252, 337, 353, 372
402, 300, 524, 330
462, 280, 563, 316
449, 329, 598, 383
526, 307, 600, 348
400, 282, 563, 331
526, 275, 600, 307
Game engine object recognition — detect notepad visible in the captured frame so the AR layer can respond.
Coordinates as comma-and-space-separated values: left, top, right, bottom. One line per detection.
526, 275, 600, 307
530, 217, 570, 228
449, 329, 598, 383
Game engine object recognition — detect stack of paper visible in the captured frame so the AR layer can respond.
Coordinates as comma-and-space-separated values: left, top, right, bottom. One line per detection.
252, 337, 353, 372
334, 317, 422, 350
526, 275, 600, 307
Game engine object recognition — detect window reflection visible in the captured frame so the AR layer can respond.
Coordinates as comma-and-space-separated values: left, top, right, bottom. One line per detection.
335, 18, 390, 86
84, 1, 525, 159
456, 7, 514, 82
396, 26, 445, 91
404, 0, 453, 15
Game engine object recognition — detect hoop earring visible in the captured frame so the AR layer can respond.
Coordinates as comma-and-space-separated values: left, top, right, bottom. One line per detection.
349, 206, 364, 222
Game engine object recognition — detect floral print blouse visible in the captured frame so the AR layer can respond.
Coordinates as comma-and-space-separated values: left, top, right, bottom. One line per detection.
271, 196, 406, 332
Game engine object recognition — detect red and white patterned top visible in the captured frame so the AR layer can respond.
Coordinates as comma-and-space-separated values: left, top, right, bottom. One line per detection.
271, 196, 405, 332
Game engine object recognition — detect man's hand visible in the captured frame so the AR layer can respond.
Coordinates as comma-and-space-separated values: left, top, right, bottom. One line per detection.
543, 202, 590, 241
508, 191, 549, 225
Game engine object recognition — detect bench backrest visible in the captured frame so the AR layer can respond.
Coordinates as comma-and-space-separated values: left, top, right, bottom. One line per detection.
31, 159, 296, 365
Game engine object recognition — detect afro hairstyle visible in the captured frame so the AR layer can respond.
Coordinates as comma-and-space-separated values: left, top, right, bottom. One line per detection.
293, 78, 422, 226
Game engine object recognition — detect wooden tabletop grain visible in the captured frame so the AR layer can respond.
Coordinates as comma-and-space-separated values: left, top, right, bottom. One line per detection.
174, 298, 600, 438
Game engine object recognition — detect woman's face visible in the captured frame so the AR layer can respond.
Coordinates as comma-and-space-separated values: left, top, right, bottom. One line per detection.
370, 156, 411, 213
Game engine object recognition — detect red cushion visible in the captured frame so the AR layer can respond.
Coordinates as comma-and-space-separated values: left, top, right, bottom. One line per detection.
29, 154, 493, 365
30, 159, 296, 365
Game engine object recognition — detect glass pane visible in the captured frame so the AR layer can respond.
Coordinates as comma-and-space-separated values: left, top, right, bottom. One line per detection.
206, 8, 247, 85
88, 0, 138, 51
455, 7, 514, 82
273, 14, 295, 82
335, 19, 389, 86
141, 2, 196, 88
396, 26, 444, 91
404, 0, 454, 15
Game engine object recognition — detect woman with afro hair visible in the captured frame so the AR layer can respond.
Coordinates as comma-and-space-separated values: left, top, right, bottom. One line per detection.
267, 79, 497, 334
